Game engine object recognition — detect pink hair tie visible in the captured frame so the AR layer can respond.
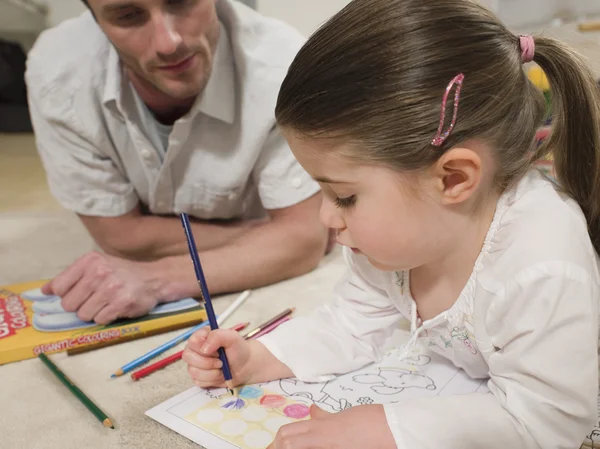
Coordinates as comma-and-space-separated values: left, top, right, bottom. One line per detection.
519, 35, 535, 64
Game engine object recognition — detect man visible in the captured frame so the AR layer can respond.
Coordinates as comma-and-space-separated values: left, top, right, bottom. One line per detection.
25, 0, 329, 325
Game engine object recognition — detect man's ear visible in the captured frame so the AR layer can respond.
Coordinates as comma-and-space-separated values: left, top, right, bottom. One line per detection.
431, 147, 482, 205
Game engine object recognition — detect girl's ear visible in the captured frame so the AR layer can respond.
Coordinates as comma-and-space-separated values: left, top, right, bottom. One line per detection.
431, 146, 482, 206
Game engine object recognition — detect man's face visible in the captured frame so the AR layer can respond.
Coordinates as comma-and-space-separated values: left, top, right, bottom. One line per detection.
88, 0, 220, 100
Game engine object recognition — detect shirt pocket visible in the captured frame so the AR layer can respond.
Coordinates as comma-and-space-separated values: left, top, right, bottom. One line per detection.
187, 180, 248, 220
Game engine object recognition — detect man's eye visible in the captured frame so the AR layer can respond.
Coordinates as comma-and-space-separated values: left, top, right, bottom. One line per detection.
116, 10, 144, 24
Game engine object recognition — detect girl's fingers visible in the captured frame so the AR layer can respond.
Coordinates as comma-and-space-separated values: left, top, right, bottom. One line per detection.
187, 366, 225, 385
182, 348, 224, 370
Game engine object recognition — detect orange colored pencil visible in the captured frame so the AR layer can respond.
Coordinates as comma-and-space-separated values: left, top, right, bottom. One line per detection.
130, 322, 249, 381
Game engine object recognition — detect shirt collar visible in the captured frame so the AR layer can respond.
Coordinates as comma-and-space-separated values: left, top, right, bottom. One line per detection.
192, 23, 235, 124
102, 44, 126, 118
102, 23, 235, 125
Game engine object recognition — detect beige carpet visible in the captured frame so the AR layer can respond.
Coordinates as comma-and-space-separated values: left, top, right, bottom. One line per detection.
0, 204, 346, 448
0, 226, 347, 448
0, 132, 348, 448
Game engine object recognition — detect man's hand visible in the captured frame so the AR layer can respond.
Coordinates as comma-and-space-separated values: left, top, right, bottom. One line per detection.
41, 251, 161, 325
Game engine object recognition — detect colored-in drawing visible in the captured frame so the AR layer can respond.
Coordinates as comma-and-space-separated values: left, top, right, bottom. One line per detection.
221, 398, 246, 410
184, 388, 311, 449
238, 386, 264, 399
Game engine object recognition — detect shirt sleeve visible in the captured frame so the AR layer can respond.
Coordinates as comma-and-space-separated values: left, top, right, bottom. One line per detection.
251, 126, 320, 211
383, 261, 598, 449
258, 248, 405, 382
25, 73, 138, 217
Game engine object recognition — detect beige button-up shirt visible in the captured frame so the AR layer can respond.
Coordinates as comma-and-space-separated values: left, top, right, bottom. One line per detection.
25, 0, 319, 220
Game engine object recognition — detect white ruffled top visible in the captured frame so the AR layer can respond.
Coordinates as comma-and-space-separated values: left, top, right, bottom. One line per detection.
260, 170, 600, 449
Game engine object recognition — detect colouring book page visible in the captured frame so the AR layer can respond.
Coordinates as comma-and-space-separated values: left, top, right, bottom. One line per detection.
146, 346, 490, 449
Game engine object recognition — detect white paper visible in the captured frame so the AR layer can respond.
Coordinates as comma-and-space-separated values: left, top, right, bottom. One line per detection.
146, 346, 489, 449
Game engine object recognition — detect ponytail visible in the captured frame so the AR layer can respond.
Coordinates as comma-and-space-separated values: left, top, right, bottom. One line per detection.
533, 37, 600, 255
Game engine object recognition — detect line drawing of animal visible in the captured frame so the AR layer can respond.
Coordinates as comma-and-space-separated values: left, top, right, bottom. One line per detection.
278, 378, 352, 412
277, 361, 437, 412
353, 368, 436, 395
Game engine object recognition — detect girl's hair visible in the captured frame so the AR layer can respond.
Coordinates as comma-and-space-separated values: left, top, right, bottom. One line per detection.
275, 0, 600, 254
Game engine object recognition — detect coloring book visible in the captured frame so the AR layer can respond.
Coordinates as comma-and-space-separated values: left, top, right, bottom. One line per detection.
0, 280, 207, 364
146, 345, 489, 449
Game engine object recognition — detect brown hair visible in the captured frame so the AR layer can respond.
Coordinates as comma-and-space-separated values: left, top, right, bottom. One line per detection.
275, 0, 600, 254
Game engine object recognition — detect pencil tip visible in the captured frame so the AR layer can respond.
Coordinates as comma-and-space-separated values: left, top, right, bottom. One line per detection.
104, 418, 115, 429
225, 380, 236, 396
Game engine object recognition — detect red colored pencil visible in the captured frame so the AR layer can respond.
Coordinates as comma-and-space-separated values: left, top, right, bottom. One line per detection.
130, 322, 249, 381
250, 315, 291, 340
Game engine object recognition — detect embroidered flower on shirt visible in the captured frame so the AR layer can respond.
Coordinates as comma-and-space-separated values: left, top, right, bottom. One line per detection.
440, 334, 453, 348
451, 326, 478, 355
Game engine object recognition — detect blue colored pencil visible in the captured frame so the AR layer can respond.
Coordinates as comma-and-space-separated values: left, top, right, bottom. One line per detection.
179, 213, 235, 395
111, 319, 211, 377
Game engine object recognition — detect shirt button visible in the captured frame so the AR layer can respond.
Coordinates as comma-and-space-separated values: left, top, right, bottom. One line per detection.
83, 197, 95, 208
228, 192, 238, 201
141, 149, 152, 160
291, 177, 302, 189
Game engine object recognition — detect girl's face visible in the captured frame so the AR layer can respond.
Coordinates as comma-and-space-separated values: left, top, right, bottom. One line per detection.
286, 133, 464, 272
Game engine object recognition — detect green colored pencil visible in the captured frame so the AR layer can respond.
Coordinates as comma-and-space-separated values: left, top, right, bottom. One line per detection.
38, 353, 114, 429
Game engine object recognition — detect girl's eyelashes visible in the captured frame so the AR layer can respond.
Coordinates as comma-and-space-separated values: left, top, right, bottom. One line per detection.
334, 195, 356, 209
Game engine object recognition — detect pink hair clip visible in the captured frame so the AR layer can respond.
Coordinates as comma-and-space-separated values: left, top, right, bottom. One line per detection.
431, 73, 465, 147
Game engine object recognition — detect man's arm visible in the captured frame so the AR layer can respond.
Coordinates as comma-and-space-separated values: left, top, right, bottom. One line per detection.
78, 205, 265, 260
43, 193, 328, 324
149, 193, 328, 299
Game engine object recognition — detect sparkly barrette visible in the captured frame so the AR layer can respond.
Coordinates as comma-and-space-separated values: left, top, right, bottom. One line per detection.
431, 73, 465, 147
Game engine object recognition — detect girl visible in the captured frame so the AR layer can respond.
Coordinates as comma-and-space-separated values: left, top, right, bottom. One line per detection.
183, 0, 600, 447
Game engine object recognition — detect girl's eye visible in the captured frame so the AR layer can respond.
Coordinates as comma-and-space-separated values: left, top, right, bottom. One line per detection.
334, 195, 356, 209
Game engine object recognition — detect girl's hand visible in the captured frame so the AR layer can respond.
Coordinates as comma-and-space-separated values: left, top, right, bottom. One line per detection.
183, 328, 253, 388
267, 404, 397, 449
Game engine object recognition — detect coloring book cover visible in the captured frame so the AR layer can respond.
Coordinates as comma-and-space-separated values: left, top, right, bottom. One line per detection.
146, 345, 490, 449
0, 280, 207, 365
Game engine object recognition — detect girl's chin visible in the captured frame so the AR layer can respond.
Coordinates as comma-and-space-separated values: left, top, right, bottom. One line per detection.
361, 254, 401, 272
347, 247, 404, 272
